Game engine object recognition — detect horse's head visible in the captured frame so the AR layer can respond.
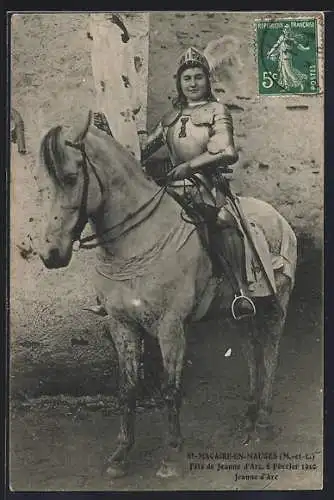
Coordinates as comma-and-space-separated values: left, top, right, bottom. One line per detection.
38, 113, 104, 268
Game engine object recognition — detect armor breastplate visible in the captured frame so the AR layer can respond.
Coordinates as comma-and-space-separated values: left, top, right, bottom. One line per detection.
166, 112, 210, 165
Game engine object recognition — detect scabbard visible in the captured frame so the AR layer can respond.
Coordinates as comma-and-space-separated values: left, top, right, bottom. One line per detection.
226, 189, 279, 301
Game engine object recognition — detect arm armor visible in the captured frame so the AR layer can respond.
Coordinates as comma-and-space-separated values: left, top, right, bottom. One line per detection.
189, 103, 238, 172
140, 122, 164, 163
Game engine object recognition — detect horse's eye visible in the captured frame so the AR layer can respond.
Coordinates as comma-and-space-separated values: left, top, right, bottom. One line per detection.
64, 173, 78, 186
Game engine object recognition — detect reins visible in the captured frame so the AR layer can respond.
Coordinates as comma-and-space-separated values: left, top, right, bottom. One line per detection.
64, 139, 239, 298
66, 135, 230, 251
61, 140, 281, 311
79, 185, 167, 250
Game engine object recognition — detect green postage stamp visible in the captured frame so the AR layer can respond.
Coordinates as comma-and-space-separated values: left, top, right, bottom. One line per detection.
256, 18, 320, 95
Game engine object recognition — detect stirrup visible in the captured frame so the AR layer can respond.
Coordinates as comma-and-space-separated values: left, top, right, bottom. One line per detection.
231, 291, 256, 321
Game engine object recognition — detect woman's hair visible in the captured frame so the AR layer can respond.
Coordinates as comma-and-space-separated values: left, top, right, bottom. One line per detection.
172, 62, 217, 108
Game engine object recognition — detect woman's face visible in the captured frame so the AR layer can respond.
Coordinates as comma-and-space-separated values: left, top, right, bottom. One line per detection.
180, 67, 209, 103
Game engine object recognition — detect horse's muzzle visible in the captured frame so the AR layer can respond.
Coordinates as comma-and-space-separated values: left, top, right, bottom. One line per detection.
39, 246, 72, 269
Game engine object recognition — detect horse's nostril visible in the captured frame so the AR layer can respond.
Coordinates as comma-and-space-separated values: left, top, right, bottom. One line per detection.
49, 247, 60, 261
40, 245, 67, 269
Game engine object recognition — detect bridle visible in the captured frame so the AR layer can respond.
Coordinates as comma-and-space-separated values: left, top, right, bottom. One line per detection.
64, 139, 167, 250
64, 139, 99, 246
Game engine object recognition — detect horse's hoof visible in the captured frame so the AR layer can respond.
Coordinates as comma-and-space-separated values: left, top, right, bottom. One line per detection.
156, 460, 180, 478
240, 431, 252, 446
106, 461, 128, 478
237, 414, 254, 445
243, 415, 255, 433
254, 422, 275, 441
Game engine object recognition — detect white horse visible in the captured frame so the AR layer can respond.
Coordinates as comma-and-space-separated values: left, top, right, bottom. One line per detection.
38, 113, 297, 478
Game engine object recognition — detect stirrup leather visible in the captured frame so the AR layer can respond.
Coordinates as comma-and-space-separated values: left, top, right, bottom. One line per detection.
231, 291, 256, 321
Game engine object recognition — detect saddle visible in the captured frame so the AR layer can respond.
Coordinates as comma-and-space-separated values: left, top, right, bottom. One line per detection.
166, 178, 278, 303
166, 185, 234, 280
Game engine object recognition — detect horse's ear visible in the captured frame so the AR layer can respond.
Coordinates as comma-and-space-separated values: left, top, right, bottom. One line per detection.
75, 110, 93, 143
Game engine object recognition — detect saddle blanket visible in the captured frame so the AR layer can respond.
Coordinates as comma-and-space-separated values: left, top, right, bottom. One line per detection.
191, 196, 297, 321
93, 194, 297, 318
224, 196, 297, 297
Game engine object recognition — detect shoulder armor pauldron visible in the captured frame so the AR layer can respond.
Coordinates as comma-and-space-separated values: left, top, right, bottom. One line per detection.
190, 101, 228, 126
161, 108, 182, 127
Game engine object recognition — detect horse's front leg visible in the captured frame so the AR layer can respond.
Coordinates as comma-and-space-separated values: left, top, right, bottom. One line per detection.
156, 316, 186, 478
106, 320, 141, 478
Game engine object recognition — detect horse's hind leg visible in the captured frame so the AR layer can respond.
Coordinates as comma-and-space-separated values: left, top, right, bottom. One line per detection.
106, 321, 141, 478
255, 275, 291, 440
239, 317, 262, 442
156, 317, 186, 478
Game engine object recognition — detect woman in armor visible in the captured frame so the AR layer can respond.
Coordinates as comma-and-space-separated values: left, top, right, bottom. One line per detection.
141, 47, 255, 320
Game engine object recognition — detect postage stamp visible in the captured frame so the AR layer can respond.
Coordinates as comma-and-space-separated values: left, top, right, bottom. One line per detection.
255, 18, 320, 95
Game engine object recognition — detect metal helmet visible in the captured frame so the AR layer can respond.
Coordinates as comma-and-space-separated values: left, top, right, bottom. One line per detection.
173, 47, 215, 107
177, 47, 210, 74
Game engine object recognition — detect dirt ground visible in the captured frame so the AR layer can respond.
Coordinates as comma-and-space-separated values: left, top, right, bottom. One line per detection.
9, 258, 323, 491
9, 12, 323, 491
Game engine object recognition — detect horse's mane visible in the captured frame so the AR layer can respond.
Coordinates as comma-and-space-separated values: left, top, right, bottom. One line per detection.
89, 123, 140, 166
40, 113, 152, 191
39, 126, 65, 186
87, 124, 153, 190
74, 110, 92, 143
